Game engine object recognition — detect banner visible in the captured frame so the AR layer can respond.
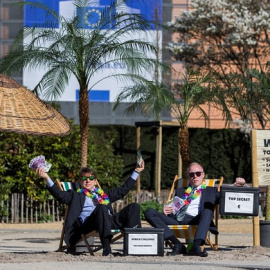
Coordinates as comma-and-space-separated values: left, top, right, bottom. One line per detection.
252, 129, 270, 185
23, 0, 163, 102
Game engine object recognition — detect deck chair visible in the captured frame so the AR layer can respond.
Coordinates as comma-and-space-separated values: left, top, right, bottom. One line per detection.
55, 179, 123, 255
165, 175, 224, 251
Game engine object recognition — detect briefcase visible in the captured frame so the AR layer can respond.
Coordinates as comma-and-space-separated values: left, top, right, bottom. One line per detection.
123, 228, 164, 256
219, 186, 259, 216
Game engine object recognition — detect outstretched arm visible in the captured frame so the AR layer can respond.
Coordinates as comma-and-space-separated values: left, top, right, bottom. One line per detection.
106, 160, 145, 203
36, 167, 74, 205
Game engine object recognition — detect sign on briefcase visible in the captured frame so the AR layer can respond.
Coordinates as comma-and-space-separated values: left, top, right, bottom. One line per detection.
219, 186, 259, 216
123, 228, 164, 256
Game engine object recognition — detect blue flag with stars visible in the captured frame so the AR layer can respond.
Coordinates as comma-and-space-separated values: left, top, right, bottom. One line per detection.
77, 6, 114, 29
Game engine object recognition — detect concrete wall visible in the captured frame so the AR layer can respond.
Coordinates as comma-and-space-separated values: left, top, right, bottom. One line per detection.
59, 102, 172, 126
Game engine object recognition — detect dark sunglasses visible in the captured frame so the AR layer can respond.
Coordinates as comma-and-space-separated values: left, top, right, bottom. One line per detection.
81, 176, 96, 181
189, 171, 203, 178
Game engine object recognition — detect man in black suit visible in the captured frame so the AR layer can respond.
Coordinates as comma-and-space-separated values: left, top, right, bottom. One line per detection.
144, 162, 245, 257
36, 160, 144, 256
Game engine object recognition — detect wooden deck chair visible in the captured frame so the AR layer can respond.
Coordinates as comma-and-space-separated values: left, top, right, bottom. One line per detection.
55, 179, 123, 255
165, 175, 224, 251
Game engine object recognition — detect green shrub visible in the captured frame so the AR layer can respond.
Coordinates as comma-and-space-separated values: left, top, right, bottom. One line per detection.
0, 120, 124, 202
140, 200, 163, 220
38, 213, 53, 223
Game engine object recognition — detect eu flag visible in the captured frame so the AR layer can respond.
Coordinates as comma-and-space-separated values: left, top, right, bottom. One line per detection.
77, 7, 104, 29
77, 5, 117, 30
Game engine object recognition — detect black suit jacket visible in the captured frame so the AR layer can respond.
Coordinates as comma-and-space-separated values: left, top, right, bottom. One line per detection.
175, 186, 220, 233
175, 186, 219, 211
47, 176, 136, 246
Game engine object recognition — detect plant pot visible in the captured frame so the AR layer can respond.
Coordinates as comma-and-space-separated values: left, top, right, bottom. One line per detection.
260, 220, 270, 247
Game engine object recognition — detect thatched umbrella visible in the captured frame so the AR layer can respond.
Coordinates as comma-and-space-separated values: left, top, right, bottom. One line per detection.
0, 74, 71, 136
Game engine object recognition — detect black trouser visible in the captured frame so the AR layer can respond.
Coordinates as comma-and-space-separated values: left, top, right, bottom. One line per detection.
144, 208, 213, 245
82, 203, 141, 246
181, 208, 214, 245
144, 208, 179, 240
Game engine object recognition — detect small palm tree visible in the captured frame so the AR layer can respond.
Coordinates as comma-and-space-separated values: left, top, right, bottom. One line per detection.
0, 0, 162, 167
114, 79, 174, 119
116, 69, 217, 176
171, 70, 217, 175
114, 79, 174, 199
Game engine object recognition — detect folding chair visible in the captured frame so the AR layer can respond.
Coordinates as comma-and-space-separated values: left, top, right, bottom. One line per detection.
55, 179, 123, 255
165, 175, 224, 251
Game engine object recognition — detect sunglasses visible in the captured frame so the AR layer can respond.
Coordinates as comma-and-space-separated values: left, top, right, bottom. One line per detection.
81, 176, 96, 181
189, 171, 203, 178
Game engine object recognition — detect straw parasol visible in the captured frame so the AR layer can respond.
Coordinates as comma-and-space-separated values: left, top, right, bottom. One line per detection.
0, 74, 71, 136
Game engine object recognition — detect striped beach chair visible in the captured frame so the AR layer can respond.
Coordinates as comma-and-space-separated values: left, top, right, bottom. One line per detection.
166, 175, 224, 251
55, 179, 123, 255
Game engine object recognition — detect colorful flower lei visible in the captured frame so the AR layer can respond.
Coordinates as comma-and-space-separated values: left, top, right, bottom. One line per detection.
182, 180, 206, 205
77, 188, 110, 205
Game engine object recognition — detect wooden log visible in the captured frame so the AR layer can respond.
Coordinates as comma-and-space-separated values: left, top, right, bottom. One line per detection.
11, 193, 14, 223
52, 199, 55, 222
25, 197, 29, 224
15, 193, 19, 223
21, 193, 24, 223
6, 200, 9, 223
30, 197, 33, 223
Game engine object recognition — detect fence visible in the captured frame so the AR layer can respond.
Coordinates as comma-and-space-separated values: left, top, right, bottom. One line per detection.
0, 193, 66, 224
0, 190, 170, 224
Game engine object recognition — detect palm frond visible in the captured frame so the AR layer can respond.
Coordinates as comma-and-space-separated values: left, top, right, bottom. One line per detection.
32, 67, 71, 100
114, 80, 174, 119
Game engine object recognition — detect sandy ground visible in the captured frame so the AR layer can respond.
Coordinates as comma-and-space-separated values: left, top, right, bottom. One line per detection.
0, 219, 270, 269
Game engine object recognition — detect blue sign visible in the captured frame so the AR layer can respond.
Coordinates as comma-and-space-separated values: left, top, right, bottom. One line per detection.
76, 90, 110, 102
24, 0, 162, 29
24, 0, 59, 27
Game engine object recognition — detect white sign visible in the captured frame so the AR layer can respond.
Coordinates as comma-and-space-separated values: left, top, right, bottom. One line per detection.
224, 192, 254, 214
128, 233, 158, 255
254, 130, 270, 185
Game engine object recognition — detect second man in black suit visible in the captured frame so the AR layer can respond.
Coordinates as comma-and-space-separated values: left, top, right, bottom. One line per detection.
144, 162, 245, 257
36, 160, 144, 256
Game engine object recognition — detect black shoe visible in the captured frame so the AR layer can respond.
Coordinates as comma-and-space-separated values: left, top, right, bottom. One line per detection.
187, 246, 208, 257
102, 247, 112, 256
167, 244, 187, 256
66, 246, 76, 254
112, 252, 123, 257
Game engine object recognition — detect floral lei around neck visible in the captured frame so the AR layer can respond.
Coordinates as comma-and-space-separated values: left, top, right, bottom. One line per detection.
182, 180, 206, 205
77, 187, 110, 205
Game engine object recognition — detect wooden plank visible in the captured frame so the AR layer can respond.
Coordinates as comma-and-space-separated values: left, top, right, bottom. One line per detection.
251, 129, 260, 246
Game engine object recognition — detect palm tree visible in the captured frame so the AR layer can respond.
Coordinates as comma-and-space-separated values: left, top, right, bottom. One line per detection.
171, 70, 219, 175
0, 0, 162, 167
223, 69, 270, 130
114, 80, 174, 119
116, 69, 218, 177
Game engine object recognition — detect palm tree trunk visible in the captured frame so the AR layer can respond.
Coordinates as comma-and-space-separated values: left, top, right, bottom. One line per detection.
178, 126, 190, 178
79, 88, 89, 168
